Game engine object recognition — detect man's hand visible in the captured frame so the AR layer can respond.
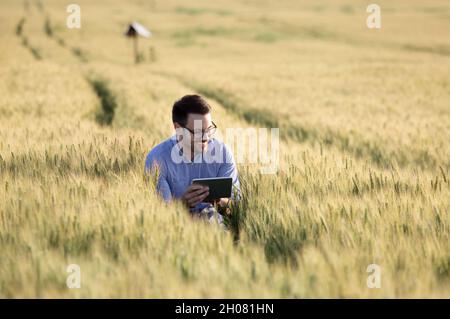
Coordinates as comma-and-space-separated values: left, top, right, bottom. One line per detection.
182, 184, 209, 208
212, 198, 232, 215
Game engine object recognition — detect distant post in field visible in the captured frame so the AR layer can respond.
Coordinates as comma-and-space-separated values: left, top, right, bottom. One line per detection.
124, 22, 152, 64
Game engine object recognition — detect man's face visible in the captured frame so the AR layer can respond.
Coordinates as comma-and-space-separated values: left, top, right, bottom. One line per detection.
175, 113, 213, 155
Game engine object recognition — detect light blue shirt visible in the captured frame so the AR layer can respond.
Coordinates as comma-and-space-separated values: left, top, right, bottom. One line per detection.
144, 136, 240, 211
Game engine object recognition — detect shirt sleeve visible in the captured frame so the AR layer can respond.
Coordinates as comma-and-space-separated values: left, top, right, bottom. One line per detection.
145, 150, 172, 202
217, 144, 241, 200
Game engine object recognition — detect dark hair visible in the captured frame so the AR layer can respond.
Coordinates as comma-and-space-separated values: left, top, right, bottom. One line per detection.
172, 94, 211, 126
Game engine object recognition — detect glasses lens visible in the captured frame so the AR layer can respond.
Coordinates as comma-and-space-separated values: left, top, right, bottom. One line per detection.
205, 127, 216, 137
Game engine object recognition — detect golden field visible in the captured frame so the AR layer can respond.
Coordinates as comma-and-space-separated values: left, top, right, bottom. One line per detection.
0, 0, 449, 297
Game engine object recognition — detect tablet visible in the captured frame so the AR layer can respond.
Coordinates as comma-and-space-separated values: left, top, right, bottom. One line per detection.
191, 177, 233, 201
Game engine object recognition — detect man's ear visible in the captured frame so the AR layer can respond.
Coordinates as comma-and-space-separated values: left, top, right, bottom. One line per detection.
173, 122, 183, 143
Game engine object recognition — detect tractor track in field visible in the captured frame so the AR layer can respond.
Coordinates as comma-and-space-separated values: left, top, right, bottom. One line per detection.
43, 15, 89, 63
16, 1, 449, 171
15, 1, 87, 63
15, 17, 42, 60
152, 71, 449, 171
24, 3, 132, 128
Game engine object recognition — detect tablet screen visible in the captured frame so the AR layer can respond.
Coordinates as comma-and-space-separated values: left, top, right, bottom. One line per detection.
191, 177, 233, 201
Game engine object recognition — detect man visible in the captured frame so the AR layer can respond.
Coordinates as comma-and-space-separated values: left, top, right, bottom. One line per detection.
144, 94, 240, 224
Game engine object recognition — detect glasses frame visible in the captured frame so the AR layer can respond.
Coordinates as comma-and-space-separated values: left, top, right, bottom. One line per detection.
179, 121, 217, 139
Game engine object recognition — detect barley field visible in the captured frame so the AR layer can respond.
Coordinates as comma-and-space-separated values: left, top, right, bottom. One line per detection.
0, 0, 449, 298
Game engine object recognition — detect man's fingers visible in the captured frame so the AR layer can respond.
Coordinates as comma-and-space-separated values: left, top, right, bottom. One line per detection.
185, 186, 209, 200
186, 184, 206, 193
182, 184, 209, 207
189, 192, 209, 206
188, 191, 209, 207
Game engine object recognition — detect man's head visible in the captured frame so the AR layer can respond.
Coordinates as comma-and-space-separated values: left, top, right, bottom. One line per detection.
172, 95, 216, 155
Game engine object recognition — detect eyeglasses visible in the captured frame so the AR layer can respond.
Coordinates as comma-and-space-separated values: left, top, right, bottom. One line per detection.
179, 121, 217, 139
